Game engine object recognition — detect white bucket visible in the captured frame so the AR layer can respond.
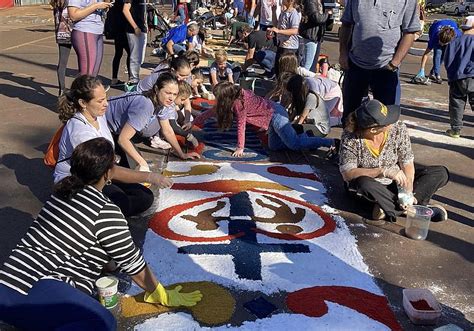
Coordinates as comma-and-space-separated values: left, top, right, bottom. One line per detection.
96, 276, 119, 309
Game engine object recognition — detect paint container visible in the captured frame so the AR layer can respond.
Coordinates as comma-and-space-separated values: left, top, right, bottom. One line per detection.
405, 205, 433, 240
96, 276, 119, 309
403, 288, 441, 325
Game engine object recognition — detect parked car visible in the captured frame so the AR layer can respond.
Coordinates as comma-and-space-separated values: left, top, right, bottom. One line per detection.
441, 1, 468, 15
425, 0, 448, 9
464, 1, 474, 12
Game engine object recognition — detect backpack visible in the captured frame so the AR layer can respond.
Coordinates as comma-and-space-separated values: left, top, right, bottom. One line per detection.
43, 116, 87, 168
44, 124, 65, 168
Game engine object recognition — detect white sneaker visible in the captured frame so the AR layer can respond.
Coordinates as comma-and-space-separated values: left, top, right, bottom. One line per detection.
150, 136, 171, 149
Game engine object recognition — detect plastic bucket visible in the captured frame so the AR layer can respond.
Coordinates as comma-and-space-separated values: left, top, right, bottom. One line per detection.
405, 205, 433, 240
96, 276, 119, 309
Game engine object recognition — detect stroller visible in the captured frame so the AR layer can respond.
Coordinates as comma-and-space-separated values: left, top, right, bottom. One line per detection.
147, 4, 171, 47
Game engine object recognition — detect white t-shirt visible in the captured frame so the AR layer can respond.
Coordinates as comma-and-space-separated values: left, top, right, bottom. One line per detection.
54, 113, 114, 183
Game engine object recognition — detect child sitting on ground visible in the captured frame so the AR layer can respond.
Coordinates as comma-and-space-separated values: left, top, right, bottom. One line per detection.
191, 68, 214, 100
212, 81, 337, 157
170, 80, 200, 148
209, 50, 241, 87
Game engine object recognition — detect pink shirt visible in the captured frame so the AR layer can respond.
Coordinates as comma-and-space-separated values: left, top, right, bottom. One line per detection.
233, 89, 274, 149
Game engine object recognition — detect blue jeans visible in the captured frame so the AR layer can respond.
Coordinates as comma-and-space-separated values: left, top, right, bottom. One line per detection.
268, 104, 333, 151
176, 6, 186, 25
430, 45, 446, 77
126, 32, 147, 83
303, 40, 318, 72
342, 60, 401, 124
254, 49, 276, 73
172, 43, 186, 55
0, 280, 116, 331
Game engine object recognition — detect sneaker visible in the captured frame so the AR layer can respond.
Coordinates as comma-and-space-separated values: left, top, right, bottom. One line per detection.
326, 138, 341, 160
411, 75, 431, 85
124, 82, 138, 92
372, 204, 386, 220
428, 204, 448, 222
111, 79, 126, 87
150, 136, 172, 149
445, 129, 461, 138
429, 74, 443, 84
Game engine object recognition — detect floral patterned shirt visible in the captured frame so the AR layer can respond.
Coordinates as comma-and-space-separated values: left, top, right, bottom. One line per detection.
339, 121, 414, 181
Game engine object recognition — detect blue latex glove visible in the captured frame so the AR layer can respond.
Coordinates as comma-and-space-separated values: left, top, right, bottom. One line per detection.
416, 69, 425, 78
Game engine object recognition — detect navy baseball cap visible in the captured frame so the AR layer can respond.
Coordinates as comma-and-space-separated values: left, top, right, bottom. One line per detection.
355, 100, 401, 129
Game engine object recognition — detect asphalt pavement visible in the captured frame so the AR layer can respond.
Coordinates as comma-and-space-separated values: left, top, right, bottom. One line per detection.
0, 6, 472, 331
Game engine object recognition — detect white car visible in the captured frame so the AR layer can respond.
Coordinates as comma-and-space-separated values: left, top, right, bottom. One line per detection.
441, 1, 468, 15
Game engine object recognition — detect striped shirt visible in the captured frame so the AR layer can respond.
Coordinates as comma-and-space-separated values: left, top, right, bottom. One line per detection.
0, 186, 146, 295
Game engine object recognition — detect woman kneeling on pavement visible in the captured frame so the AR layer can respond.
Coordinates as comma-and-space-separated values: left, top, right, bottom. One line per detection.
106, 72, 200, 168
54, 75, 172, 217
0, 138, 202, 331
339, 99, 449, 222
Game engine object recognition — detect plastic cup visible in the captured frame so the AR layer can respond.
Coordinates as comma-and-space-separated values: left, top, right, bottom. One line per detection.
405, 205, 433, 240
96, 276, 119, 309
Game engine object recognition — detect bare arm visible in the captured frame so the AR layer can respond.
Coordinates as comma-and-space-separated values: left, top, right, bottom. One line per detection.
270, 27, 298, 36
297, 108, 311, 124
400, 162, 415, 192
123, 3, 140, 35
166, 40, 175, 55
246, 47, 255, 60
130, 264, 159, 293
391, 32, 416, 67
419, 47, 432, 72
341, 167, 383, 183
338, 23, 353, 70
112, 165, 173, 188
118, 123, 148, 168
228, 72, 234, 84
210, 71, 219, 87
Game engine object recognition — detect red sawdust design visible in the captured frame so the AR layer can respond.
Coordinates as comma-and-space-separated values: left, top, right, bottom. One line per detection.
191, 98, 216, 111
286, 286, 402, 331
150, 183, 337, 242
267, 166, 319, 181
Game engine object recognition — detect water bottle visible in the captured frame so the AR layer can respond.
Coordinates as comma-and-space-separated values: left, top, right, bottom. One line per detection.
398, 186, 414, 206
321, 58, 329, 77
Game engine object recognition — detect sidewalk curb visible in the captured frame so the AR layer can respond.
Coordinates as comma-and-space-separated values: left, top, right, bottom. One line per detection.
0, 16, 53, 24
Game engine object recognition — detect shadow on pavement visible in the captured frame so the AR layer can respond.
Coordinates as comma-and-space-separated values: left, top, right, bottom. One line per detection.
0, 207, 34, 264
402, 104, 474, 128
0, 71, 57, 112
0, 154, 53, 204
411, 137, 474, 160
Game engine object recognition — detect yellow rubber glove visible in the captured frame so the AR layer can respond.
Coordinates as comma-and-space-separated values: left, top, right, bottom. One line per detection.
144, 283, 203, 307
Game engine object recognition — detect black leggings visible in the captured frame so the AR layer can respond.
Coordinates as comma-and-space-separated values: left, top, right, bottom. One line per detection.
102, 182, 154, 217
347, 165, 449, 221
57, 43, 72, 94
112, 33, 131, 80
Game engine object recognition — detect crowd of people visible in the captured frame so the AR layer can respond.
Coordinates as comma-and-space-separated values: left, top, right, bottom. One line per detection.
1, 0, 473, 329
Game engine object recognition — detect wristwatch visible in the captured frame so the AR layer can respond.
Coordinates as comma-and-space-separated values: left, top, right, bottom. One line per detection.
385, 61, 399, 72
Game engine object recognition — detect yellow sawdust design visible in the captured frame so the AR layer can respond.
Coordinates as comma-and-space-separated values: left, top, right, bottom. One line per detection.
163, 164, 220, 177
121, 281, 235, 326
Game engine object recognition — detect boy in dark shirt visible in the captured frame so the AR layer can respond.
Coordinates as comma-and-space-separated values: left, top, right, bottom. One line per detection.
444, 16, 474, 138
242, 25, 277, 74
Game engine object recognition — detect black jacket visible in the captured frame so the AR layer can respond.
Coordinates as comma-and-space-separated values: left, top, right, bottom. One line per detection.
299, 0, 328, 42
